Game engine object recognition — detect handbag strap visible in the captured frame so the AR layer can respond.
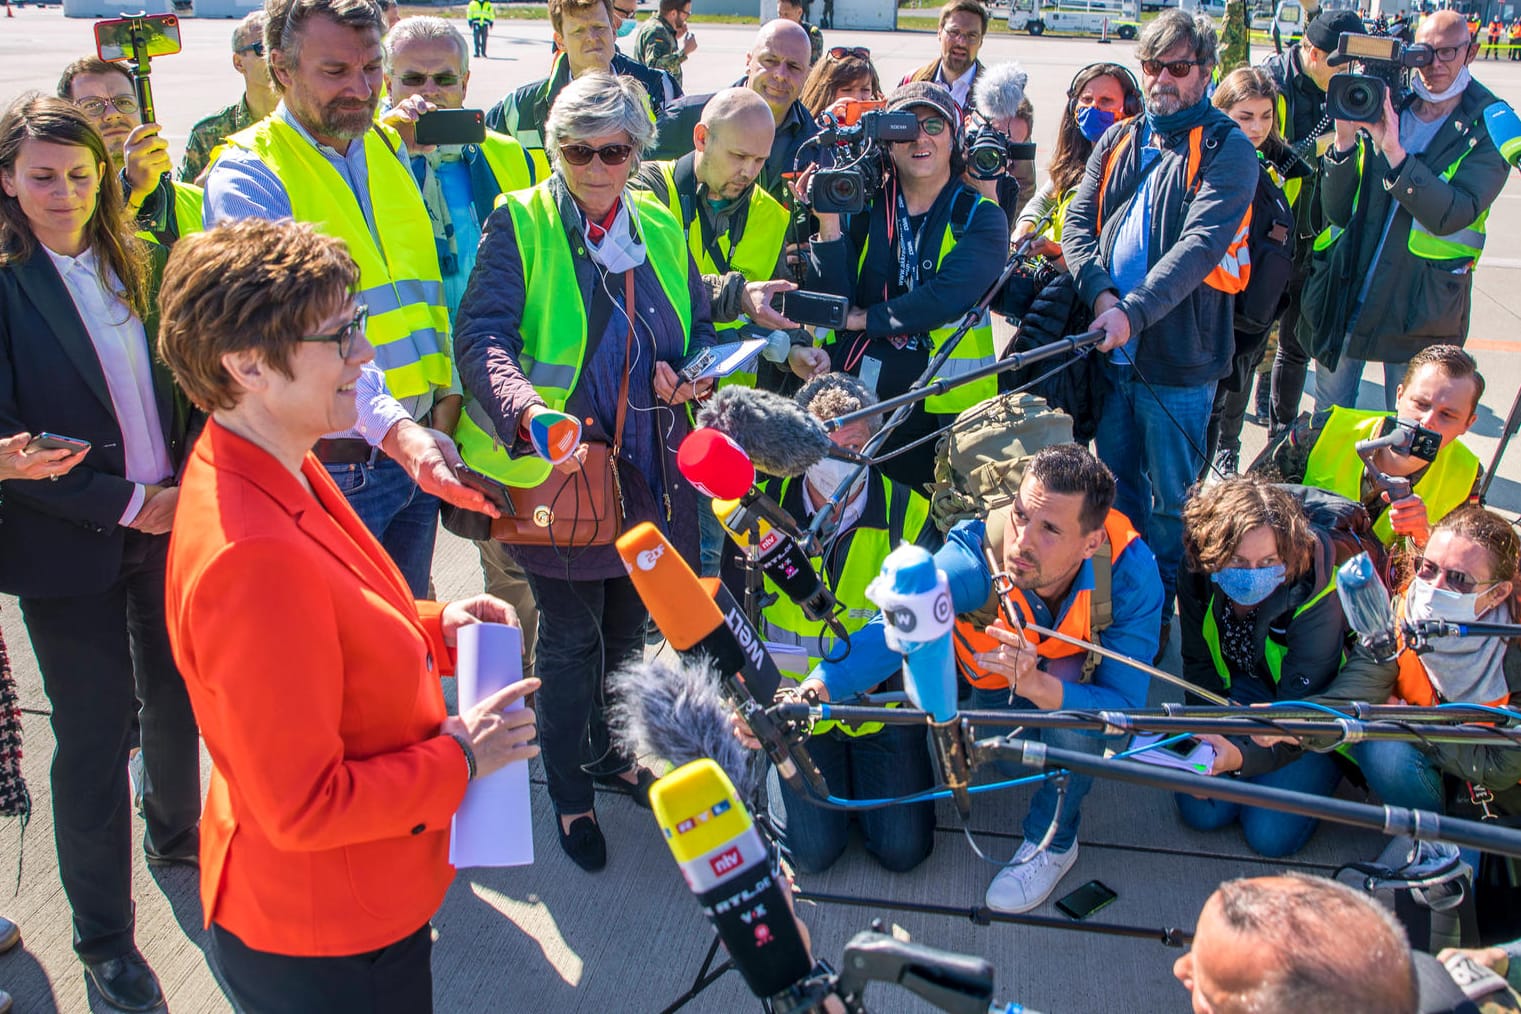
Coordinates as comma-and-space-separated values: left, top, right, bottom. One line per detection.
612, 269, 634, 456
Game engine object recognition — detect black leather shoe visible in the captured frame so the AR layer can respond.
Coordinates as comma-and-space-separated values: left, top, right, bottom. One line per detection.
557, 815, 607, 872
144, 831, 199, 869
593, 768, 657, 810
83, 950, 164, 1012
0, 916, 19, 953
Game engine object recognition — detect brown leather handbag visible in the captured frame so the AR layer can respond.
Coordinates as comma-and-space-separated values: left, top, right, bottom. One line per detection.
489, 272, 633, 549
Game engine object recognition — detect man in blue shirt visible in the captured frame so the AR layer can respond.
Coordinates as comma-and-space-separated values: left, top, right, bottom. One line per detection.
796, 444, 1163, 913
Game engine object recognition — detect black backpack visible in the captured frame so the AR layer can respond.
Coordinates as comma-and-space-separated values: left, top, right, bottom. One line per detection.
1232, 160, 1297, 333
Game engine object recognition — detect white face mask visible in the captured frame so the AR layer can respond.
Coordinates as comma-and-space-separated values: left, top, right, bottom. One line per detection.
1412, 65, 1471, 104
583, 198, 647, 274
1405, 576, 1486, 651
806, 457, 866, 502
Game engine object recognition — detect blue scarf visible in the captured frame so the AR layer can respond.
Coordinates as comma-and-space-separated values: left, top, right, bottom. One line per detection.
1146, 95, 1215, 142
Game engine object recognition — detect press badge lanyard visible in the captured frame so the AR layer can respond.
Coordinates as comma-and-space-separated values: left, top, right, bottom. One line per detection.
892, 189, 930, 292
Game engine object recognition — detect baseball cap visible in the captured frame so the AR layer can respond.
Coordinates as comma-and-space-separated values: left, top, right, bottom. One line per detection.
884, 81, 963, 142
1305, 9, 1368, 54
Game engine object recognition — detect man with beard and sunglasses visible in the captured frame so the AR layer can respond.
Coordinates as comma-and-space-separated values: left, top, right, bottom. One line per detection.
203, 0, 504, 597
1062, 10, 1257, 657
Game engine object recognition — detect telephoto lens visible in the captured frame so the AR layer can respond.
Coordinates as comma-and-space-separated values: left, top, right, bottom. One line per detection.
964, 124, 1010, 181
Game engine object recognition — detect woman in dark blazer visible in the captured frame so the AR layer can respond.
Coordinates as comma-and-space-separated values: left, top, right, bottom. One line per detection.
0, 94, 201, 1013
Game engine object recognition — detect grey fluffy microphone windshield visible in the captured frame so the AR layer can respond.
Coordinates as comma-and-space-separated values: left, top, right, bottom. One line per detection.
695, 386, 833, 478
607, 655, 761, 799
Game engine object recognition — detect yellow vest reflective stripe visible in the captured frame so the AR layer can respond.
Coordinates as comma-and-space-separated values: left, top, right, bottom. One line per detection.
857, 195, 997, 414
478, 129, 536, 192
653, 161, 789, 387
135, 181, 204, 246
229, 119, 451, 399
760, 474, 931, 736
1200, 579, 1336, 689
1313, 140, 1366, 254
1407, 144, 1489, 264
1044, 188, 1075, 243
1302, 406, 1481, 545
453, 183, 693, 486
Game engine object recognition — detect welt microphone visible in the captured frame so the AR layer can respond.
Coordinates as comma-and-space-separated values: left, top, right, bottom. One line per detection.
1336, 552, 1399, 663
866, 544, 973, 820
650, 758, 814, 1000
615, 523, 828, 799
714, 497, 851, 651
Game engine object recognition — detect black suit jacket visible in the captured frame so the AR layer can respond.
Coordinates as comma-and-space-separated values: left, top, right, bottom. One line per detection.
0, 245, 192, 598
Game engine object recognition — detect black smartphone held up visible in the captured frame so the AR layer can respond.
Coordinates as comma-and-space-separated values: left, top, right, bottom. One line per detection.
414, 109, 487, 147
452, 462, 515, 516
770, 290, 851, 330
1055, 880, 1118, 921
28, 432, 92, 455
94, 13, 182, 63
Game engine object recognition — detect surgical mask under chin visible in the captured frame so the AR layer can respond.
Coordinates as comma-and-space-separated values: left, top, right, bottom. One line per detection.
616, 17, 636, 37
1075, 105, 1116, 143
1212, 563, 1286, 607
1405, 576, 1485, 645
1412, 65, 1471, 104
806, 457, 866, 501
582, 197, 647, 274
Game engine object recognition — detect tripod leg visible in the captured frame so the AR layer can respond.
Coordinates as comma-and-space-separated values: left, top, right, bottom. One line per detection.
658, 931, 738, 1014
1480, 380, 1521, 503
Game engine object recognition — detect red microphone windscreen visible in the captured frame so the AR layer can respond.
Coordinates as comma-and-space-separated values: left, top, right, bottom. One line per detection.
616, 523, 725, 652
677, 429, 755, 500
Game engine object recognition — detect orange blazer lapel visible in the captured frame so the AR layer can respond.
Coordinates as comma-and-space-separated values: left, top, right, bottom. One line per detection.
296, 454, 419, 618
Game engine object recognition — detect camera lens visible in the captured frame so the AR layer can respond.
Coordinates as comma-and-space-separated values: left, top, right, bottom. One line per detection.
823, 174, 860, 204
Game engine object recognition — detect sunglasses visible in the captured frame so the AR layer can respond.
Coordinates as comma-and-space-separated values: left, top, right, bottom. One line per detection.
74, 95, 138, 118
298, 305, 368, 359
558, 142, 635, 166
236, 41, 266, 57
1415, 556, 1498, 596
828, 46, 871, 60
1140, 58, 1205, 78
398, 72, 462, 88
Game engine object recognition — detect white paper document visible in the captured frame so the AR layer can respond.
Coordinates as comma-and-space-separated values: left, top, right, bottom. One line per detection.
449, 622, 534, 868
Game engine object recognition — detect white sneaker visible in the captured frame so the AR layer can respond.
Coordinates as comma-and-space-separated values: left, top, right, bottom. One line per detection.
985, 839, 1080, 914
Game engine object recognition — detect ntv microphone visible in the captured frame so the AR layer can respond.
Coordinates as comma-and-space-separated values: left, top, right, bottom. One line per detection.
1336, 552, 1399, 663
866, 544, 973, 821
650, 758, 814, 1001
615, 522, 829, 800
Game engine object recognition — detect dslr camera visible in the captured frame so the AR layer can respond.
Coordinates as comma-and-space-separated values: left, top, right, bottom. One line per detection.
961, 117, 1037, 182
807, 99, 920, 214
1325, 28, 1433, 123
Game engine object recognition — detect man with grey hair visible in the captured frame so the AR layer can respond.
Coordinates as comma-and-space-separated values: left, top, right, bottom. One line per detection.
180, 11, 278, 184
1174, 874, 1419, 1013
204, 0, 501, 597
1062, 9, 1257, 651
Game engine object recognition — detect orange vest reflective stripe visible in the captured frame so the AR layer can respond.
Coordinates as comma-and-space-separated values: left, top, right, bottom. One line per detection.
1096, 119, 1251, 295
953, 511, 1140, 690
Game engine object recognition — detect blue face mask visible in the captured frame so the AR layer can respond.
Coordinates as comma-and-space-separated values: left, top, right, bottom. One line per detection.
616, 17, 637, 36
1211, 564, 1286, 608
1075, 105, 1117, 143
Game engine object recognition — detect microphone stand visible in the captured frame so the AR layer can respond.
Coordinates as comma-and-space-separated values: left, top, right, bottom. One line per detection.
1407, 617, 1521, 644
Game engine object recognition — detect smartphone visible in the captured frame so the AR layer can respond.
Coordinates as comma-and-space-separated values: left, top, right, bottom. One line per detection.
1158, 735, 1202, 758
770, 290, 850, 330
414, 109, 487, 147
28, 433, 91, 454
1055, 880, 1118, 920
452, 462, 515, 516
95, 14, 182, 64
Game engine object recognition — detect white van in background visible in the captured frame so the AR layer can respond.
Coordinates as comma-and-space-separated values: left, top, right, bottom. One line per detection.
1007, 0, 1140, 37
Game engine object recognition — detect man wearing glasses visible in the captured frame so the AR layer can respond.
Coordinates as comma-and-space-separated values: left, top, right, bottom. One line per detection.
57, 57, 205, 246
180, 12, 278, 185
1253, 345, 1484, 551
902, 0, 988, 115
1062, 10, 1257, 656
1299, 9, 1510, 415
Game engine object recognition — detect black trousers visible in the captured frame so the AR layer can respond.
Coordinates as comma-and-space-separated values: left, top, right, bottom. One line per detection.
18, 531, 201, 961
213, 922, 434, 1014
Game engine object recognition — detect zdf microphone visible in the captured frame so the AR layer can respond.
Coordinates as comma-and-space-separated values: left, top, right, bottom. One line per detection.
1337, 552, 1399, 663
866, 544, 973, 821
650, 759, 815, 1000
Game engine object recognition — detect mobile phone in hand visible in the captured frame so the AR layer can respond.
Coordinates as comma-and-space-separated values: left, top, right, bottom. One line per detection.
414, 109, 486, 146
452, 462, 514, 516
28, 432, 91, 454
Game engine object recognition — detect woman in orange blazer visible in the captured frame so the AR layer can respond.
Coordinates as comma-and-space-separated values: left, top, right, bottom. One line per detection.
156, 219, 540, 1014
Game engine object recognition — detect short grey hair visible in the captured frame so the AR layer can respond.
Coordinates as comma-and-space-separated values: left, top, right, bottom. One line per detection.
384, 15, 469, 76
1137, 9, 1218, 70
233, 10, 266, 52
1210, 875, 1418, 1014
972, 61, 1029, 121
796, 373, 881, 434
544, 72, 656, 170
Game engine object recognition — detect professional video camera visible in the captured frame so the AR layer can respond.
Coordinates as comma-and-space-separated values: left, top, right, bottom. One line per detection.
807, 99, 919, 214
1325, 24, 1431, 123
961, 115, 1037, 182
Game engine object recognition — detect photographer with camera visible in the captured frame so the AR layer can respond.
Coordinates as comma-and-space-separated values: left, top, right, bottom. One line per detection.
798, 82, 1008, 490
964, 61, 1035, 230
1300, 10, 1509, 413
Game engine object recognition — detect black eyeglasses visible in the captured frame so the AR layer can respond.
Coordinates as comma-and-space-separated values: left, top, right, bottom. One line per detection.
298, 305, 368, 359
74, 95, 138, 118
614, 4, 638, 16
1414, 556, 1498, 596
1140, 58, 1206, 78
1432, 43, 1471, 62
828, 46, 871, 60
558, 142, 634, 166
399, 72, 462, 88
915, 115, 948, 136
236, 41, 266, 57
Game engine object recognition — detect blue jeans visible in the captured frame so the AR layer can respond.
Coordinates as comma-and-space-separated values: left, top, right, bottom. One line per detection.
1174, 750, 1342, 857
326, 454, 440, 598
970, 684, 1120, 852
1350, 740, 1445, 812
697, 495, 723, 578
1313, 356, 1407, 413
1094, 364, 1216, 613
767, 723, 936, 873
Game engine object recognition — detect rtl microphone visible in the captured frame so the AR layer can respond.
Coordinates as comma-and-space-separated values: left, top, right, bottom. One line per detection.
615, 523, 829, 800
714, 497, 851, 652
677, 429, 818, 551
1336, 552, 1399, 663
650, 758, 814, 1000
866, 544, 973, 821
695, 386, 869, 478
